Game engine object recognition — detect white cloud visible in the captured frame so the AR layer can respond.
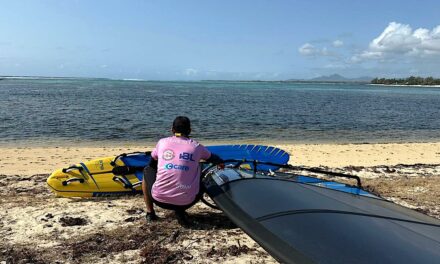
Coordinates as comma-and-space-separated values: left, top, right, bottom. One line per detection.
324, 63, 348, 69
352, 22, 440, 62
298, 43, 316, 56
332, 40, 344, 47
183, 68, 198, 76
298, 43, 332, 57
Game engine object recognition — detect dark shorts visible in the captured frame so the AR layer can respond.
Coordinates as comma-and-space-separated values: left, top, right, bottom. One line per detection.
143, 166, 203, 211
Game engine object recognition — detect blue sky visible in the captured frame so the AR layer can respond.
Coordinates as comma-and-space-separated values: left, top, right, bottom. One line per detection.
1, 0, 439, 80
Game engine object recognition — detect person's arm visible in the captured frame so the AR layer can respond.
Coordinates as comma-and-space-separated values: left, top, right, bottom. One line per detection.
151, 147, 159, 160
149, 142, 159, 169
208, 153, 225, 169
200, 145, 225, 169
206, 153, 223, 164
148, 157, 158, 170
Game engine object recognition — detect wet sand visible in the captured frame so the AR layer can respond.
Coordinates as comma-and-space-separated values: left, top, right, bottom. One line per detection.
1, 142, 439, 263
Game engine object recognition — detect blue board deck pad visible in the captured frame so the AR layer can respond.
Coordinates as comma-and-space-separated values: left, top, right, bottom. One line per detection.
207, 145, 290, 171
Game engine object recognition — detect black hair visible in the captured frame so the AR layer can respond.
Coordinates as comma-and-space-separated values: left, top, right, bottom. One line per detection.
172, 116, 191, 136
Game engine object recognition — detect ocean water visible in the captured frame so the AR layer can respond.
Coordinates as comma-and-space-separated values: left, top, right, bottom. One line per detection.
1, 78, 440, 145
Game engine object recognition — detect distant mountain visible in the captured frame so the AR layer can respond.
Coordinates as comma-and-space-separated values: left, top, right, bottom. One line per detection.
310, 74, 373, 82
286, 74, 373, 83
310, 74, 347, 81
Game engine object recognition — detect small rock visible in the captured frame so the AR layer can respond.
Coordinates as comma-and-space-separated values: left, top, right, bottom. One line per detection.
59, 216, 88, 227
124, 217, 138, 222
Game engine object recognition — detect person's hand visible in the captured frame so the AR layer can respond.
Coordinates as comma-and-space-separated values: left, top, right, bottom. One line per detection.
217, 163, 225, 170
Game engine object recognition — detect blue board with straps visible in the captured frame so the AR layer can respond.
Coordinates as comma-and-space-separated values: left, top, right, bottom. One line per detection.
119, 144, 290, 181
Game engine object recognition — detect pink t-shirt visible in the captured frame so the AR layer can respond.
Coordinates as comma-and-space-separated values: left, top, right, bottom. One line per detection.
150, 136, 211, 205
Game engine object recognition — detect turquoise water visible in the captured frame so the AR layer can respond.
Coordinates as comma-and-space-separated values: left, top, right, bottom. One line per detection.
1, 78, 440, 145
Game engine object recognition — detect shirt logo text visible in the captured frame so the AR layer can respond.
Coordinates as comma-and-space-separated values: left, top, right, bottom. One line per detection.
165, 163, 189, 171
179, 152, 195, 161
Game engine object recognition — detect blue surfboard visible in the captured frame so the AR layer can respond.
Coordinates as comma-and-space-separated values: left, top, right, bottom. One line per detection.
120, 145, 290, 181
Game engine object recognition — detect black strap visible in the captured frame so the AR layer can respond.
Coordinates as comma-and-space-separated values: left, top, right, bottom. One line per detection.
112, 166, 144, 175
62, 165, 84, 173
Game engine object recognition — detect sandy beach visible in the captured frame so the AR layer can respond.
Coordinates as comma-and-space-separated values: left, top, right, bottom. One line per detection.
1, 142, 440, 263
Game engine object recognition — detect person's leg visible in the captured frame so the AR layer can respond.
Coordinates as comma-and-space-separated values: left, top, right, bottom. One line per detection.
152, 199, 191, 226
142, 176, 154, 213
143, 166, 158, 221
144, 173, 204, 225
172, 187, 204, 226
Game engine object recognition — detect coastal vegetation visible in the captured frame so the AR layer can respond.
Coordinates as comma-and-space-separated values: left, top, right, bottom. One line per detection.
371, 76, 440, 85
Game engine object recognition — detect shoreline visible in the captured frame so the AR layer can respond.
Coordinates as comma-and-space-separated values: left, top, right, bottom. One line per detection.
369, 83, 440, 87
2, 138, 440, 148
1, 142, 440, 176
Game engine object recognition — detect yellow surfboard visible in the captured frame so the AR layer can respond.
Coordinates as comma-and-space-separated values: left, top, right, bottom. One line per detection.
47, 152, 149, 197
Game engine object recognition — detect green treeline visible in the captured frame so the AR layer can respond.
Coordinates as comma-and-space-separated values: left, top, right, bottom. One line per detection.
371, 76, 440, 85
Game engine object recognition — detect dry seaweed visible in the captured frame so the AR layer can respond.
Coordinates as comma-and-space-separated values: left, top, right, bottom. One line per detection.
0, 245, 47, 264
